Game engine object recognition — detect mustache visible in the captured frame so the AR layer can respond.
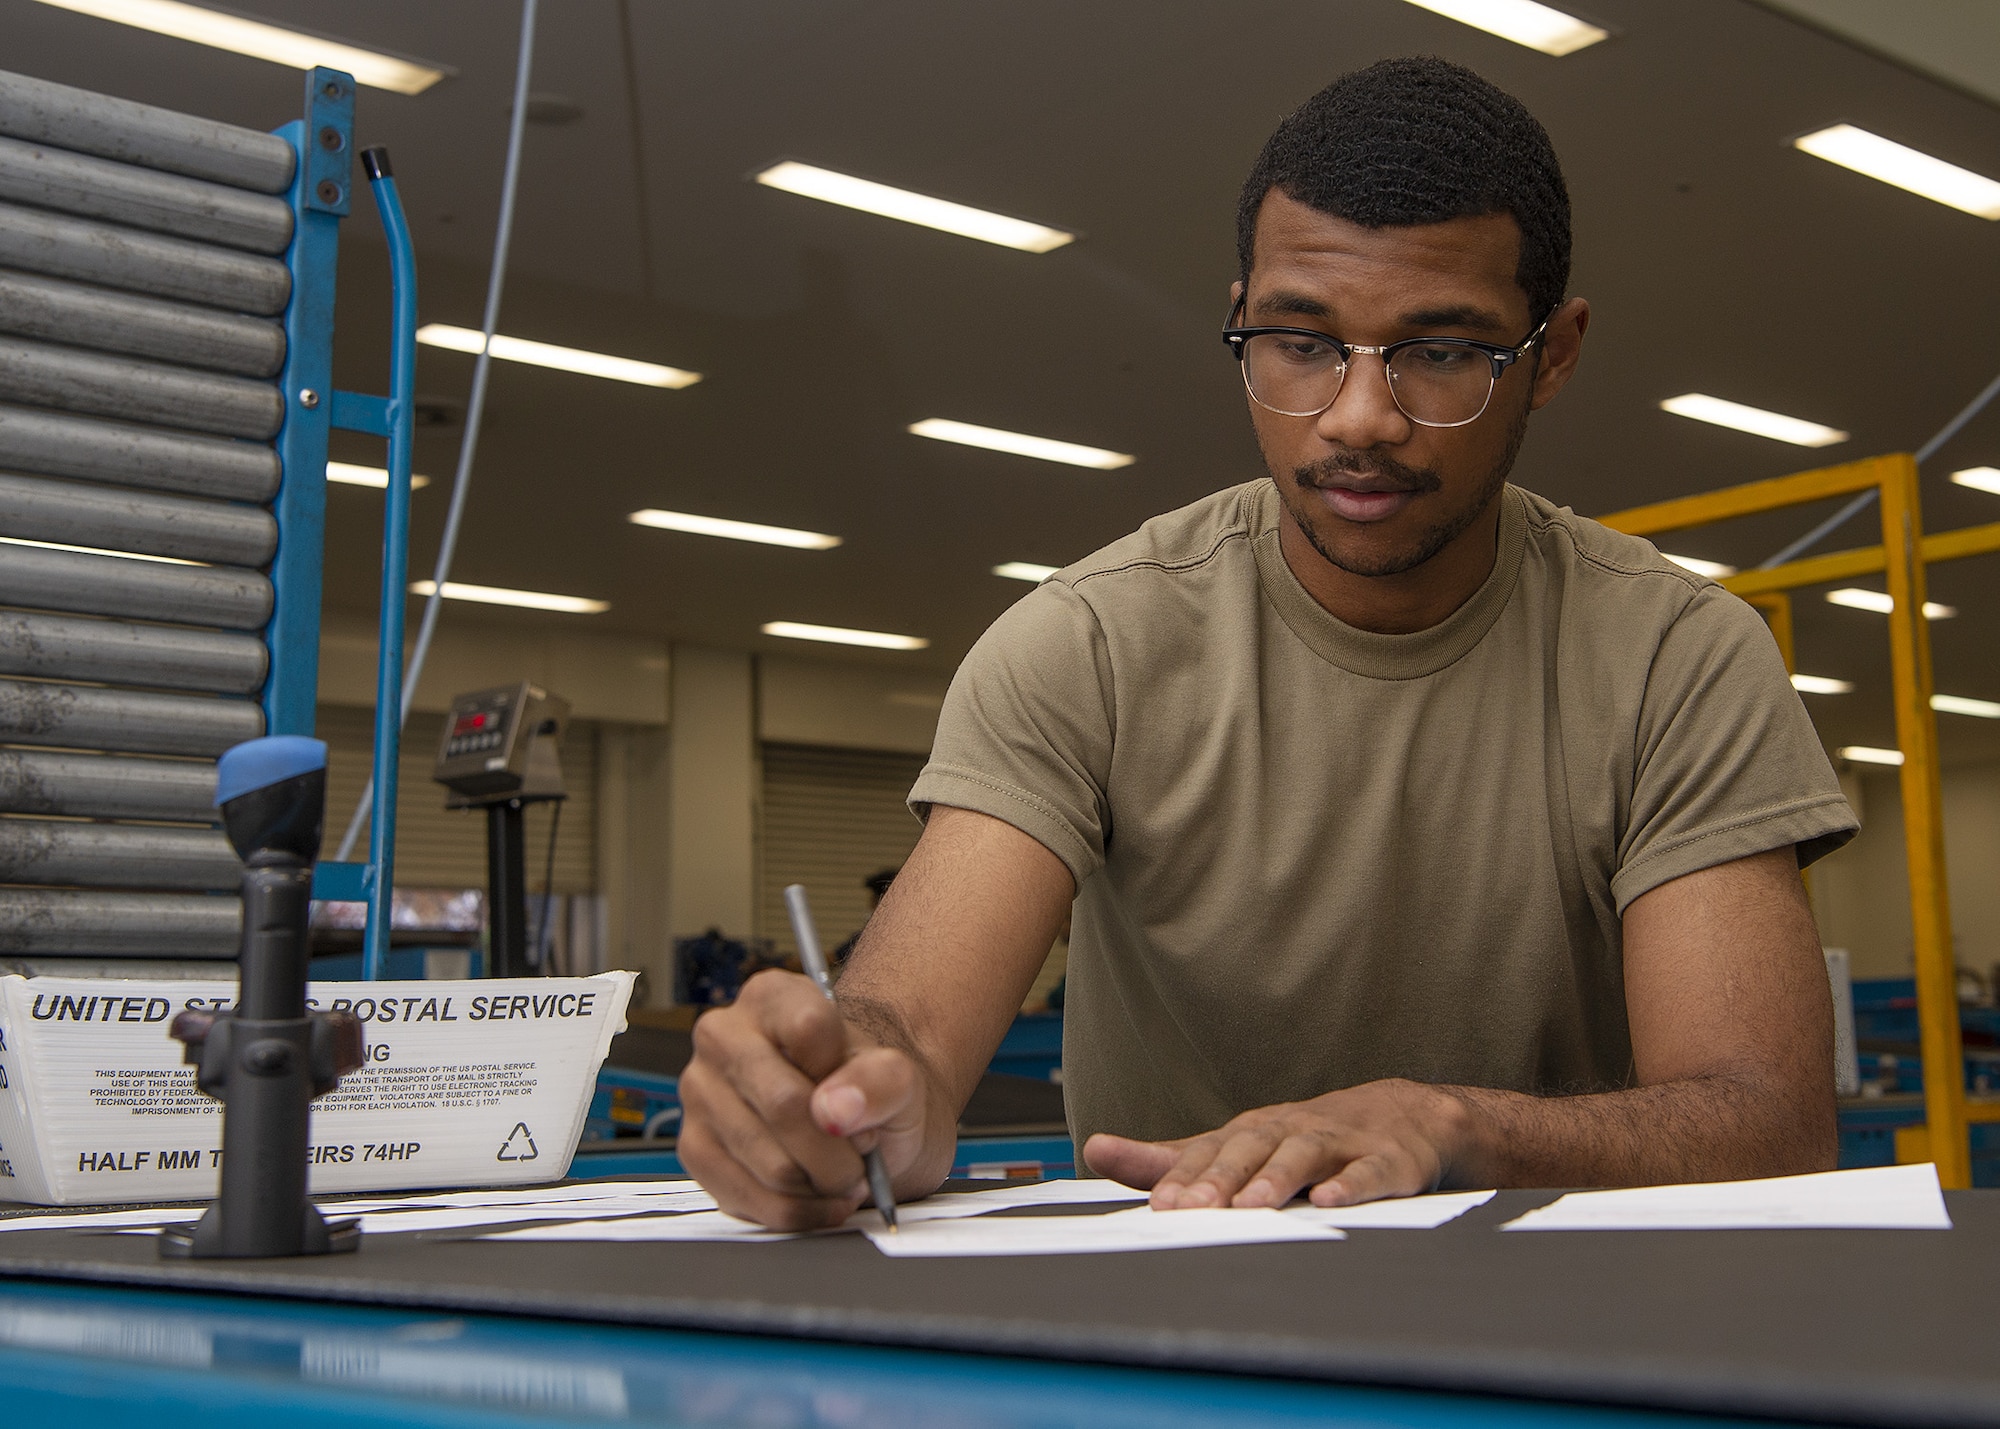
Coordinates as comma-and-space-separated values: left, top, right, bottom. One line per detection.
1293, 451, 1442, 496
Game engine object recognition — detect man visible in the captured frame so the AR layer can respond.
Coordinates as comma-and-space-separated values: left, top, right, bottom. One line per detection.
681, 57, 1857, 1229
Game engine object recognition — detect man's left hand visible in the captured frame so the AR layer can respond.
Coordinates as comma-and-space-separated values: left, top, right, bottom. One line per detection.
1082, 1079, 1469, 1208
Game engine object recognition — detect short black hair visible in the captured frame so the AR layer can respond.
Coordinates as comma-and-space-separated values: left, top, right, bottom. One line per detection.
1236, 57, 1571, 323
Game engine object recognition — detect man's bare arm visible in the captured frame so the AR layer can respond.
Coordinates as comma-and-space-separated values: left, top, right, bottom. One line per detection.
1087, 846, 1836, 1205
678, 806, 1072, 1226
1446, 844, 1836, 1188
830, 804, 1075, 1192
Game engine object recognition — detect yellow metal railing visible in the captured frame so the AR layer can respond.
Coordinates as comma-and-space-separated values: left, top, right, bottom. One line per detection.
1602, 453, 1989, 1188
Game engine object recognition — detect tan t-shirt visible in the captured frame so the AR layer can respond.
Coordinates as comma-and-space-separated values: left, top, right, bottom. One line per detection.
911, 480, 1857, 1146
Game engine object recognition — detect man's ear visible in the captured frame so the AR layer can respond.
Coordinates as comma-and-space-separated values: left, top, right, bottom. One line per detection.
1230, 279, 1245, 309
1530, 296, 1590, 411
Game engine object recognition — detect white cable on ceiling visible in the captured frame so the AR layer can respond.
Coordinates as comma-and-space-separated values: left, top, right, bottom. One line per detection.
1754, 368, 2000, 571
337, 0, 540, 862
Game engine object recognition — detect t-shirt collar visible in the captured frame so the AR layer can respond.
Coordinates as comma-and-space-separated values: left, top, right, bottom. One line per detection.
1249, 480, 1528, 680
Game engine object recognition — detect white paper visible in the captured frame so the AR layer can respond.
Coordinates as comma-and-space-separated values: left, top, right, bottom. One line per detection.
0, 1206, 198, 1234
925, 1178, 1146, 1211
324, 1180, 714, 1216
1500, 1163, 1952, 1231
865, 1204, 1348, 1257
352, 1194, 718, 1235
485, 1210, 810, 1243
475, 1191, 1034, 1243
1283, 1190, 1495, 1228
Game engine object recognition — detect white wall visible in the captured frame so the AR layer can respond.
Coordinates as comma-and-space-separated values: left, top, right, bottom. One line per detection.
757, 654, 947, 755
666, 646, 759, 940
318, 610, 669, 724
1810, 758, 2000, 987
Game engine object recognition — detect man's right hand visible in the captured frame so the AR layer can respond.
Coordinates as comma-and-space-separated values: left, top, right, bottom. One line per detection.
678, 968, 928, 1229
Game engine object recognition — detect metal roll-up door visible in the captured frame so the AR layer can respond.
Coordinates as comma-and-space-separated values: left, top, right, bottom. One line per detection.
758, 743, 927, 956
0, 69, 299, 960
316, 705, 599, 899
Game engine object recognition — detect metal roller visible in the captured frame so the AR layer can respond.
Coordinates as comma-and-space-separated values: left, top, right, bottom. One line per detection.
0, 610, 266, 693
0, 887, 240, 955
0, 471, 275, 565
0, 818, 237, 889
0, 334, 282, 440
0, 678, 261, 756
0, 544, 270, 629
0, 748, 215, 822
0, 268, 284, 377
0, 201, 290, 314
0, 136, 292, 254
0, 469, 275, 564
0, 404, 278, 502
0, 69, 294, 194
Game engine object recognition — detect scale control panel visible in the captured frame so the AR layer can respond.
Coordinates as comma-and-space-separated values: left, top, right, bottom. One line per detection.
433, 682, 569, 805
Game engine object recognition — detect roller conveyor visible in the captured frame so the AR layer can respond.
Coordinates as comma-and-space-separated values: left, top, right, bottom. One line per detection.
0, 65, 414, 966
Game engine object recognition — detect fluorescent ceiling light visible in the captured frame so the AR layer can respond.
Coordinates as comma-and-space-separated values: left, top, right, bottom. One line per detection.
31, 0, 451, 94
628, 509, 839, 550
754, 161, 1074, 253
416, 325, 701, 389
1791, 674, 1854, 695
1660, 394, 1848, 448
0, 535, 198, 565
409, 579, 608, 614
993, 561, 1059, 583
1933, 694, 2000, 719
1794, 124, 2000, 220
1397, 0, 1608, 55
1662, 553, 1736, 579
761, 620, 928, 651
327, 461, 429, 491
910, 418, 1133, 470
1838, 745, 1904, 767
1950, 466, 2000, 496
1825, 588, 1955, 620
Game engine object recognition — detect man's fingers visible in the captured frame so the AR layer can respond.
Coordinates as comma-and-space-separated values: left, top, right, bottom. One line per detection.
1154, 1126, 1283, 1209
811, 1047, 921, 1142
1081, 1132, 1185, 1191
677, 1112, 864, 1231
690, 1004, 866, 1195
1229, 1132, 1345, 1207
1310, 1151, 1412, 1208
680, 1058, 863, 1199
738, 970, 850, 1081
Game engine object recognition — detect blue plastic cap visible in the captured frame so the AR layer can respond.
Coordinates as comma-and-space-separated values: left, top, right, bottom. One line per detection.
215, 736, 328, 806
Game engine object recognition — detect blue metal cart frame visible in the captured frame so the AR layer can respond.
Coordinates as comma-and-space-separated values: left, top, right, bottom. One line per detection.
259, 67, 418, 983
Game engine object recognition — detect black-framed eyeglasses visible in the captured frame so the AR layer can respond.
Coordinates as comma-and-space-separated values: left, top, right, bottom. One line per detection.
1221, 300, 1551, 428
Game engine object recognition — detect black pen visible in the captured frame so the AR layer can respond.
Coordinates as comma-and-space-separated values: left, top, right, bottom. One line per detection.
782, 882, 898, 1232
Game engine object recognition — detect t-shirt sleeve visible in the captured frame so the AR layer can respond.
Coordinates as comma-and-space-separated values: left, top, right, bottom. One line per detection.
1612, 585, 1858, 911
909, 580, 1114, 889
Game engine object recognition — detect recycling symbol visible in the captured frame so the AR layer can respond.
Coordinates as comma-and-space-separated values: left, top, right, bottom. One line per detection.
497, 1122, 538, 1162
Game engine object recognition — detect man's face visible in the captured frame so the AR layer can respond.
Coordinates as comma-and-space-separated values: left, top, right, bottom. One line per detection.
1238, 192, 1553, 580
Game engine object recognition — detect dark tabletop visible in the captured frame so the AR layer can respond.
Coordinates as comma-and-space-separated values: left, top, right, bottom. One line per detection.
1, 1186, 1996, 1428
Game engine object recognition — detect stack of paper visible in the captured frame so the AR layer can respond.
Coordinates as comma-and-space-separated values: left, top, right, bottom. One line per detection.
0, 1178, 1545, 1255
864, 1204, 1345, 1256
480, 1181, 1498, 1252
1285, 1189, 1494, 1228
1501, 1163, 1952, 1231
0, 1178, 724, 1238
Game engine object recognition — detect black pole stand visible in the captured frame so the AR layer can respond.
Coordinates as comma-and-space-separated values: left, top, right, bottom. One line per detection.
486, 797, 529, 978
161, 738, 367, 1259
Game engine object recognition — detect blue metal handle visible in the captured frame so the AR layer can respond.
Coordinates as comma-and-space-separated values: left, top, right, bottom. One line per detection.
361, 154, 418, 981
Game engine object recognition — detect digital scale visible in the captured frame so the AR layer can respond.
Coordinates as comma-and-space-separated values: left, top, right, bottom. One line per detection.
432, 682, 570, 978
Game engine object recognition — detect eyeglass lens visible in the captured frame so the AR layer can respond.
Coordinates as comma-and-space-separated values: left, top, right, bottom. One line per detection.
1240, 334, 1496, 427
